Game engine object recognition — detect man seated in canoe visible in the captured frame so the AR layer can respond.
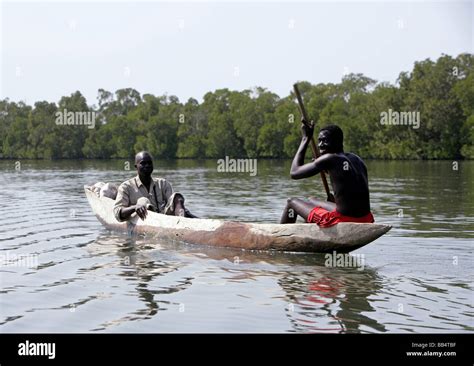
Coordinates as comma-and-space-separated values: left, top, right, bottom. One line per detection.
113, 151, 197, 221
280, 122, 374, 227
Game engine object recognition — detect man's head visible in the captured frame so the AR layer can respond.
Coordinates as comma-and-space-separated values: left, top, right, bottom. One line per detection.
135, 151, 154, 176
318, 125, 344, 154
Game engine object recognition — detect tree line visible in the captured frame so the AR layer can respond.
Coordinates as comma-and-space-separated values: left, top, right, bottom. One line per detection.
1, 53, 472, 160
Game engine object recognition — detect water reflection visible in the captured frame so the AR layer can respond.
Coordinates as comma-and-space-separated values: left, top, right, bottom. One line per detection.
87, 233, 192, 329
174, 245, 386, 333
86, 233, 387, 332
279, 266, 385, 333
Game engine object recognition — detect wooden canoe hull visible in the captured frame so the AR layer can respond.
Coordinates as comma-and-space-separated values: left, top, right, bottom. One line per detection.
84, 186, 391, 253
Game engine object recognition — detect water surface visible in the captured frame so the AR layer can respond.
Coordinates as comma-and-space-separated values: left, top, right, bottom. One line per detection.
0, 160, 473, 332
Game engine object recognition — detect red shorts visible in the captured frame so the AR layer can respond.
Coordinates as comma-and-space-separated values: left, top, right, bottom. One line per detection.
307, 206, 374, 227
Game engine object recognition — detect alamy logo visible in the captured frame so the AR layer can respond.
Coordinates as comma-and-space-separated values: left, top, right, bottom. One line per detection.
324, 251, 365, 271
55, 109, 96, 129
18, 341, 55, 359
0, 252, 38, 268
217, 156, 257, 177
380, 109, 420, 129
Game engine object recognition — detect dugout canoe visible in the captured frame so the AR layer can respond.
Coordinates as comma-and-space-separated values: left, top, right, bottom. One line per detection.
85, 185, 391, 253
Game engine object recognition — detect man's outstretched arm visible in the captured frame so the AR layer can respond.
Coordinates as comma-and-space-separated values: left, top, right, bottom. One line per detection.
290, 124, 328, 180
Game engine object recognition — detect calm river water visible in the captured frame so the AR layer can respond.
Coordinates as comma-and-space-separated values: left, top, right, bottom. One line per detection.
0, 159, 473, 333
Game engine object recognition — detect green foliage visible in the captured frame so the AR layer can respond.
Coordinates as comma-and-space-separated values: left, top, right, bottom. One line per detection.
1, 53, 472, 160
0, 100, 32, 158
177, 98, 208, 158
27, 101, 58, 159
202, 89, 245, 157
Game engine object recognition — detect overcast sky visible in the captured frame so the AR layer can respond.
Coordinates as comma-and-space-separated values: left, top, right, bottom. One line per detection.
1, 0, 472, 106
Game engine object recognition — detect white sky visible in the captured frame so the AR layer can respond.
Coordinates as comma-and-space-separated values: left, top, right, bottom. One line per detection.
1, 0, 472, 106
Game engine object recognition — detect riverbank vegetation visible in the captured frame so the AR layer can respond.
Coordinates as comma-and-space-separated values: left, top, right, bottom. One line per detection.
1, 53, 472, 159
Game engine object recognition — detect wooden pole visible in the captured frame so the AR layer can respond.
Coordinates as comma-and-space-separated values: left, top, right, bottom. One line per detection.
293, 83, 331, 199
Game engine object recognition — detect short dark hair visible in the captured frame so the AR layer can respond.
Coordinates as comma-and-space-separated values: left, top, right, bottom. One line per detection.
135, 151, 153, 164
320, 125, 344, 151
